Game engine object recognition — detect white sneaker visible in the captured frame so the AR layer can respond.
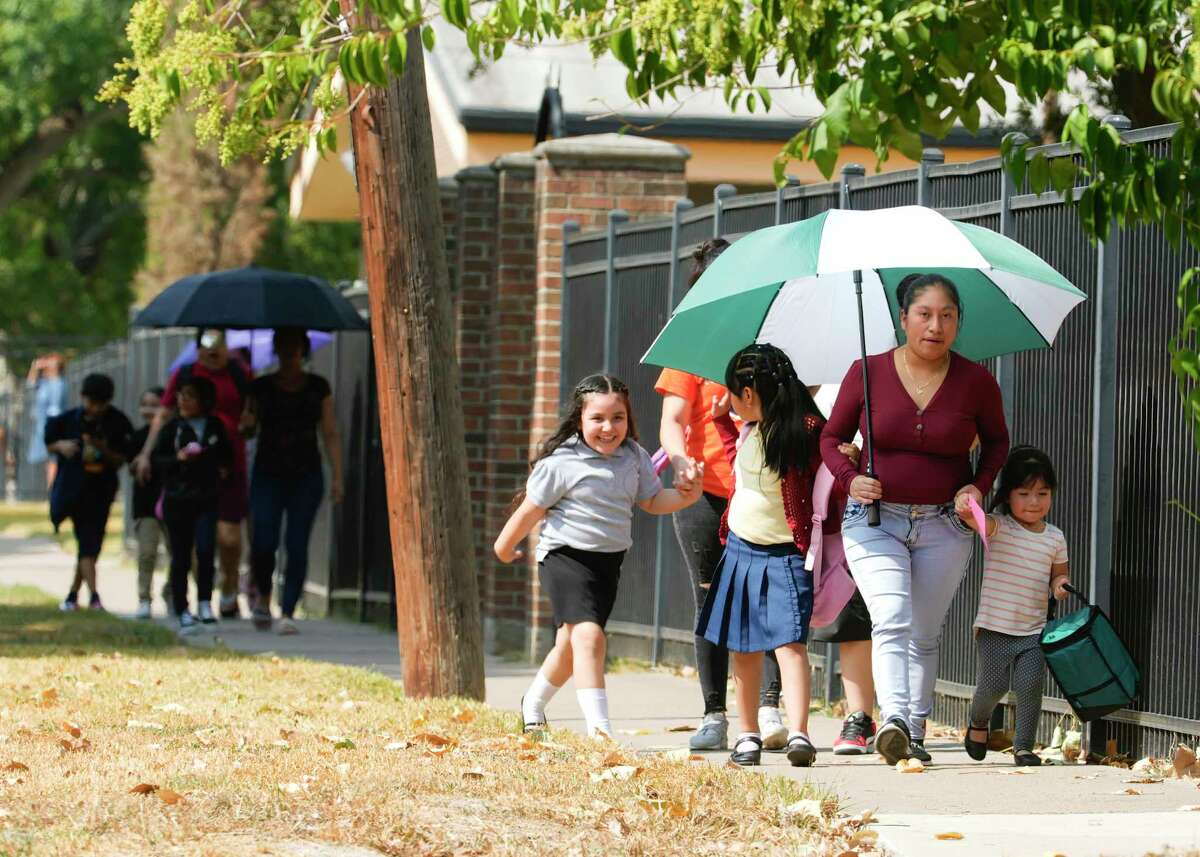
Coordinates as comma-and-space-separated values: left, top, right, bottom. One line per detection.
197, 602, 217, 625
135, 600, 152, 620
759, 706, 788, 751
277, 617, 298, 636
178, 611, 201, 636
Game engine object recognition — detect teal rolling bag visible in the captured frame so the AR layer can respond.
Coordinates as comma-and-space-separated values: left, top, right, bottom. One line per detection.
1039, 583, 1140, 722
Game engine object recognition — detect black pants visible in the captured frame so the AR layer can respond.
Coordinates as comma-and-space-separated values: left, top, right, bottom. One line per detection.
163, 500, 217, 617
673, 491, 781, 713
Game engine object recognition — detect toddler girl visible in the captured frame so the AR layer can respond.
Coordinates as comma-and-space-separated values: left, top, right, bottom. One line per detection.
959, 445, 1070, 766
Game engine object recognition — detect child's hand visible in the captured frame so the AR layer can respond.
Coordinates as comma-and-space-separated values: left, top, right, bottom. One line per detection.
679, 461, 705, 503
710, 393, 731, 419
494, 542, 525, 564
1052, 577, 1071, 600
838, 442, 860, 465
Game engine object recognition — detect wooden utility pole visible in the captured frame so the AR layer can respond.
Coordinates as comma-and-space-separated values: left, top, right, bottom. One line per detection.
337, 13, 484, 699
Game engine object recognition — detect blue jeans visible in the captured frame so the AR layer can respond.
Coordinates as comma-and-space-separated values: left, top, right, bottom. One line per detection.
250, 468, 324, 617
841, 501, 974, 739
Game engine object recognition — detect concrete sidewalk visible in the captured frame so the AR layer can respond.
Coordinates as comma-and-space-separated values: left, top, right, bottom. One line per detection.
3, 531, 1199, 857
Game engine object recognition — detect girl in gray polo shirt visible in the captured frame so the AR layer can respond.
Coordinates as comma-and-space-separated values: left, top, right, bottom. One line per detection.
494, 373, 704, 738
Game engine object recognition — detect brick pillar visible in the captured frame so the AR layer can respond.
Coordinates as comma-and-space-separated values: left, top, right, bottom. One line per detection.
453, 165, 498, 623
438, 176, 459, 303
525, 133, 690, 657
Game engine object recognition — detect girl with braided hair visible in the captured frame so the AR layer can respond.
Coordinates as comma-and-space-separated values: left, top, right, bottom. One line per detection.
696, 343, 846, 767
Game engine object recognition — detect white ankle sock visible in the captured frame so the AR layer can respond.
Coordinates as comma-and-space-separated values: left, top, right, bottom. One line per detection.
522, 670, 560, 724
735, 732, 762, 753
787, 730, 811, 743
576, 688, 611, 737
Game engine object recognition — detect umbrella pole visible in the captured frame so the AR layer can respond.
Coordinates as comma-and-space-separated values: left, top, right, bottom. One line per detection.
854, 269, 882, 528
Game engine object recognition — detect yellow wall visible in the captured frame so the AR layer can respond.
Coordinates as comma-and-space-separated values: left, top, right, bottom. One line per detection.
292, 127, 997, 222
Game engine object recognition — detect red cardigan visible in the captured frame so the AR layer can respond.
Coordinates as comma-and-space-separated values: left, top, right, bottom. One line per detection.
713, 412, 842, 554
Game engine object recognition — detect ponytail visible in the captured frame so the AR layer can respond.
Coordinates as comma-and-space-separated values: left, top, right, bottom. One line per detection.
724, 344, 822, 477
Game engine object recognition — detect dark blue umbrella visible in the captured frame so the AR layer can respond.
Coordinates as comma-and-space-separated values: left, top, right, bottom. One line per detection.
132, 266, 369, 331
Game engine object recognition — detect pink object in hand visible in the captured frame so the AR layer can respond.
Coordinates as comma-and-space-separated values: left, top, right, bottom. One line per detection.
967, 495, 989, 552
183, 442, 203, 457
806, 465, 857, 629
651, 447, 669, 476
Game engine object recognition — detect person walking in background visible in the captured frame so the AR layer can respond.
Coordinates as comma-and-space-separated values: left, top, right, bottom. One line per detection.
821, 273, 1010, 766
27, 354, 69, 491
496, 374, 704, 739
961, 446, 1070, 767
242, 328, 344, 635
153, 376, 233, 635
44, 373, 133, 612
134, 329, 251, 619
696, 345, 839, 768
657, 237, 790, 752
129, 386, 167, 620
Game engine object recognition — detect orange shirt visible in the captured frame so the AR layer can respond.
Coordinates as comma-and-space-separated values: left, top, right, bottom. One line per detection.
654, 368, 734, 498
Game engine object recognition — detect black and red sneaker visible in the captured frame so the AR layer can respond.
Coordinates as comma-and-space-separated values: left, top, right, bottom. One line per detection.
832, 710, 877, 756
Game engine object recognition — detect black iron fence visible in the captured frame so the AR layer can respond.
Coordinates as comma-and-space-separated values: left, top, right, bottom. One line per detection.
0, 288, 398, 625
560, 123, 1200, 757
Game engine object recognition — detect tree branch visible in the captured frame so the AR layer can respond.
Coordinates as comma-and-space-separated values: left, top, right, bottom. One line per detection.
0, 104, 123, 213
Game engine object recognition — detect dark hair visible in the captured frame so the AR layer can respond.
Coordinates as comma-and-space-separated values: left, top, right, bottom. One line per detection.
531, 374, 638, 468
724, 343, 822, 477
179, 376, 217, 413
990, 445, 1058, 514
274, 327, 311, 358
686, 238, 730, 289
81, 374, 114, 403
896, 273, 964, 322
143, 385, 164, 400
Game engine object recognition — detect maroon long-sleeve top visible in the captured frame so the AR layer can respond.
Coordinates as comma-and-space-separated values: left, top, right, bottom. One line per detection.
820, 350, 1010, 505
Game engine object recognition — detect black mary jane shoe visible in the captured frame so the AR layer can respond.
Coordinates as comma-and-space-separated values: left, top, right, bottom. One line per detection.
964, 723, 989, 761
909, 739, 933, 764
519, 695, 548, 735
1013, 750, 1042, 767
786, 734, 816, 768
730, 736, 763, 766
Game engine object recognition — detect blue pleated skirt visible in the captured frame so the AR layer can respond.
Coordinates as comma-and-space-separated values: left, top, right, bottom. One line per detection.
695, 532, 813, 653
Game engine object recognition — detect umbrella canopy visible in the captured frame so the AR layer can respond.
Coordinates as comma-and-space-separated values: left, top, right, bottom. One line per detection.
642, 206, 1087, 384
169, 329, 334, 375
133, 266, 369, 332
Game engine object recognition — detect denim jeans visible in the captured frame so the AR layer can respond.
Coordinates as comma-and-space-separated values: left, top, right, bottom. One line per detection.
841, 501, 974, 739
250, 467, 324, 617
673, 491, 782, 713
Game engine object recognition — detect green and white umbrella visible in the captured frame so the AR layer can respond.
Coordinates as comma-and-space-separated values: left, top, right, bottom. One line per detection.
642, 205, 1087, 385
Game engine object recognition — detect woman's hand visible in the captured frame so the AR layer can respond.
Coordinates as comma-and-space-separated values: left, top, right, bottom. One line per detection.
678, 461, 705, 505
838, 442, 861, 465
954, 484, 984, 517
54, 439, 80, 459
849, 474, 883, 504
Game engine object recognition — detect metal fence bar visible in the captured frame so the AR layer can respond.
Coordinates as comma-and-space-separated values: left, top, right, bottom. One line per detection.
603, 211, 628, 372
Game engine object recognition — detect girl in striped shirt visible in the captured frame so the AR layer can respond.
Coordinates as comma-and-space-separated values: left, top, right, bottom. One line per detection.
959, 446, 1070, 766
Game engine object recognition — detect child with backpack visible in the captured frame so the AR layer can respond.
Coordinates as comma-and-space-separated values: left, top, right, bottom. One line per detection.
959, 445, 1071, 766
696, 344, 843, 768
494, 374, 704, 738
152, 376, 233, 635
130, 386, 166, 619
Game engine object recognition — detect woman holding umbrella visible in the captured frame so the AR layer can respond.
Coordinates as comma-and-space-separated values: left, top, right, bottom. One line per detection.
820, 274, 1009, 766
243, 327, 344, 634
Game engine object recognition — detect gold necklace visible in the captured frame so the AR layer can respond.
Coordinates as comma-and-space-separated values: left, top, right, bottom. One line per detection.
901, 347, 948, 399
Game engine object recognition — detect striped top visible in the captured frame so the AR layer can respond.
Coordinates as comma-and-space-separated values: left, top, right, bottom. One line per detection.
973, 515, 1069, 636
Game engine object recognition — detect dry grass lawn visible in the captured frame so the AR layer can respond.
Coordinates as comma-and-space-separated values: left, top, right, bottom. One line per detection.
0, 585, 875, 856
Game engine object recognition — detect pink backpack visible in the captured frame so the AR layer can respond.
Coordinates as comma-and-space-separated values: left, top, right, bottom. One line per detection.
806, 464, 856, 628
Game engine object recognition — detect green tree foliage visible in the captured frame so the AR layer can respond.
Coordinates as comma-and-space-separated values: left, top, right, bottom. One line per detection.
0, 0, 147, 347
103, 0, 1200, 440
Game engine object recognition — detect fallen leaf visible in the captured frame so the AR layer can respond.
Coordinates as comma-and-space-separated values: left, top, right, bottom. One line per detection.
39, 688, 57, 702
666, 724, 696, 733
451, 709, 475, 724
590, 765, 641, 783
1178, 805, 1200, 812
60, 721, 82, 739
616, 728, 652, 736
1074, 773, 1101, 780
1125, 777, 1162, 784
896, 758, 925, 773
411, 715, 427, 728
2, 762, 28, 772
157, 788, 184, 805
423, 745, 453, 758
1172, 745, 1198, 778
461, 768, 489, 780
129, 783, 159, 795
1004, 769, 1034, 775
1117, 788, 1142, 795
934, 832, 964, 841
606, 815, 630, 837
278, 782, 305, 794
58, 738, 90, 752
127, 679, 144, 688
638, 798, 688, 818
780, 799, 823, 819
660, 748, 692, 762
598, 751, 629, 768
410, 732, 454, 747
279, 729, 294, 741
332, 739, 355, 750
154, 703, 188, 715
384, 741, 412, 751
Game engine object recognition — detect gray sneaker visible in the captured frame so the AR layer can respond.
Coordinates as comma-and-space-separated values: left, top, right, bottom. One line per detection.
689, 712, 729, 751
